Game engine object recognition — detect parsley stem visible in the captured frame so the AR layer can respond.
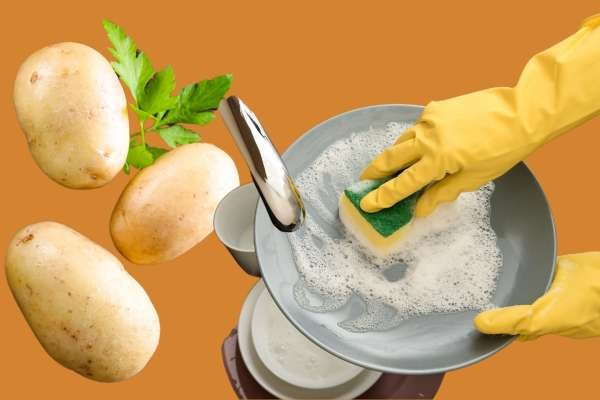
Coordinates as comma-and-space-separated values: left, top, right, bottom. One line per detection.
139, 121, 146, 146
149, 120, 164, 131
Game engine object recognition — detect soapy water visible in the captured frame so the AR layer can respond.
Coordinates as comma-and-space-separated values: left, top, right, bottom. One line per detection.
288, 122, 502, 332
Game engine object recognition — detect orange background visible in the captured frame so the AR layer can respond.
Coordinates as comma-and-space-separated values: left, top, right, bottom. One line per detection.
2, 1, 599, 399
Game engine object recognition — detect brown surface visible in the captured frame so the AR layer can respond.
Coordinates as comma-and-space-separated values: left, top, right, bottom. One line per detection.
1, 1, 599, 399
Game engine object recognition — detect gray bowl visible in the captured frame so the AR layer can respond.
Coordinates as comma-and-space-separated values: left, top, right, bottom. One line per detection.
254, 104, 556, 374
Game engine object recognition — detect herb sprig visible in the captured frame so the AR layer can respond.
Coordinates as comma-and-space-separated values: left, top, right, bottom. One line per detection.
102, 20, 232, 173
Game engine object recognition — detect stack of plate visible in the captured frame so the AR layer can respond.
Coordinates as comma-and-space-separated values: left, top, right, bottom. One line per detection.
225, 281, 444, 399
236, 281, 382, 399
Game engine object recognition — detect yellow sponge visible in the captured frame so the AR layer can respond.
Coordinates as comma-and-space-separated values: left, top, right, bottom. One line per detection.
339, 180, 417, 257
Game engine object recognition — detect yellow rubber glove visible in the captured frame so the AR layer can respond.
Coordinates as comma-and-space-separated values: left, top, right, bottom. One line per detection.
475, 253, 600, 340
361, 15, 600, 216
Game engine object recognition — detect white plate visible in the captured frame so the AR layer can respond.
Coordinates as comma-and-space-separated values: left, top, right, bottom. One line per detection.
252, 288, 364, 389
238, 280, 382, 399
254, 104, 556, 374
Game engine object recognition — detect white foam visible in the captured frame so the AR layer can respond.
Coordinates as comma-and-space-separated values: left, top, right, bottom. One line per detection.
288, 122, 502, 332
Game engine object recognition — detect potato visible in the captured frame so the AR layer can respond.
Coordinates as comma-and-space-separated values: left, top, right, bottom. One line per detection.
13, 42, 129, 189
111, 143, 239, 264
5, 222, 160, 382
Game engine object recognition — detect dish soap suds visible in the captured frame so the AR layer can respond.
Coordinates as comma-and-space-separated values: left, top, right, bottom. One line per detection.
288, 122, 502, 332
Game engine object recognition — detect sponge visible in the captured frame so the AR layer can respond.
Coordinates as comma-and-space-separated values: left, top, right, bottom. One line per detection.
339, 179, 418, 257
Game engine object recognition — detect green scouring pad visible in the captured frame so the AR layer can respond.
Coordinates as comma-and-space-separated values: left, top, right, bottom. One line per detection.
339, 179, 418, 257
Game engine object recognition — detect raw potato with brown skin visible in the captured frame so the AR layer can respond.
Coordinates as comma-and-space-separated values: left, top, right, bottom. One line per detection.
111, 143, 240, 264
5, 222, 160, 382
13, 42, 129, 189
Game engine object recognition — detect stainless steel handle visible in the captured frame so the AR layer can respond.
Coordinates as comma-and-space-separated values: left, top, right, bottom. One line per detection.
219, 96, 305, 232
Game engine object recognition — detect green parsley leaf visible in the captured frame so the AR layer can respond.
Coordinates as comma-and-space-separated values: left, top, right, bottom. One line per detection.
147, 146, 169, 159
127, 144, 155, 169
157, 125, 200, 148
181, 74, 232, 110
102, 20, 232, 173
103, 19, 154, 102
139, 66, 177, 115
161, 74, 232, 125
163, 110, 214, 126
130, 104, 154, 123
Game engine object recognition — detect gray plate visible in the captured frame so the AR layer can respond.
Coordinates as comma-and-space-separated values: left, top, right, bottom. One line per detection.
254, 104, 556, 374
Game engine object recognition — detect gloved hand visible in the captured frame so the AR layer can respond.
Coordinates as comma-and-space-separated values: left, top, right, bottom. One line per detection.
360, 15, 600, 216
475, 253, 600, 340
